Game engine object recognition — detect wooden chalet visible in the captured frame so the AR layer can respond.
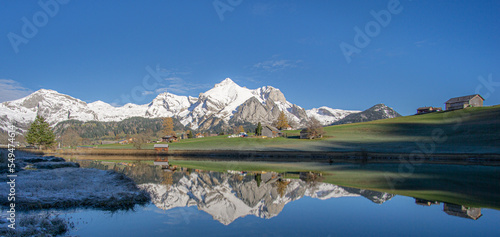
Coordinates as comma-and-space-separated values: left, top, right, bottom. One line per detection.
161, 135, 178, 143
299, 129, 309, 139
154, 144, 169, 152
445, 94, 484, 111
262, 125, 280, 138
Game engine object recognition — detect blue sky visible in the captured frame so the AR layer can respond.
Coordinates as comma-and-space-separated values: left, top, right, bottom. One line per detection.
1, 0, 499, 115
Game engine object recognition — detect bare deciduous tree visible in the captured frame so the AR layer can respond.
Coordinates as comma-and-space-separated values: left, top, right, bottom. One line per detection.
306, 117, 325, 139
132, 134, 147, 149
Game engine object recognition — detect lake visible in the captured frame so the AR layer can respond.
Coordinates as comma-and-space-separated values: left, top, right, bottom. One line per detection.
6, 156, 500, 236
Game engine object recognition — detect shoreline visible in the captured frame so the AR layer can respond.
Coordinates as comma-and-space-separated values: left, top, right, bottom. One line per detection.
19, 148, 500, 166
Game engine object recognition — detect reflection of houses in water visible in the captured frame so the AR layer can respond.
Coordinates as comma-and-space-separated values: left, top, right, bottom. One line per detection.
153, 157, 176, 171
227, 170, 248, 176
443, 203, 482, 220
415, 198, 440, 206
413, 198, 483, 220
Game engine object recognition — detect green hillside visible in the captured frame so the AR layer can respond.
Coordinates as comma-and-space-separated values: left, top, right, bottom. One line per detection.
95, 105, 500, 154
318, 105, 500, 153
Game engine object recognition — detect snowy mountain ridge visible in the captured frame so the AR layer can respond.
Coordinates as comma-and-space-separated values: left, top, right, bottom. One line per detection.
0, 78, 361, 132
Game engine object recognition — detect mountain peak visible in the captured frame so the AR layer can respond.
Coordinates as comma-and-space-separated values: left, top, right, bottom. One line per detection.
215, 78, 237, 88
155, 91, 170, 98
88, 100, 114, 108
34, 89, 59, 94
333, 103, 401, 125
367, 104, 394, 112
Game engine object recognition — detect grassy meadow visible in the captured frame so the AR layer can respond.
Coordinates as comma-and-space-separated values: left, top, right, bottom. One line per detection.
89, 105, 500, 154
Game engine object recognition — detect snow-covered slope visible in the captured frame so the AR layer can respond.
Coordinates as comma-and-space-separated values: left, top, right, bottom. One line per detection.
0, 89, 98, 132
306, 106, 361, 126
87, 101, 149, 122
187, 79, 309, 130
0, 78, 381, 132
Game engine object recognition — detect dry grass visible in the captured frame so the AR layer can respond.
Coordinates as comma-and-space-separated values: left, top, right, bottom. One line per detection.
0, 213, 71, 237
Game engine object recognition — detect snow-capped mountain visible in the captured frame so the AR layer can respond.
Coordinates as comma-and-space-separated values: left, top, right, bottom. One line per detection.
0, 78, 364, 132
333, 104, 401, 125
306, 106, 361, 125
138, 171, 394, 225
179, 78, 311, 130
0, 89, 98, 133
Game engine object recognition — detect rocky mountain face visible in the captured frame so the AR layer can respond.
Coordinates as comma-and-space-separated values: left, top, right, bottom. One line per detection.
332, 104, 401, 125
138, 171, 395, 225
0, 78, 368, 133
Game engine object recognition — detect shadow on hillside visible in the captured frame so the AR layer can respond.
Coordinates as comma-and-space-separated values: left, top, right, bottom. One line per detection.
311, 139, 500, 154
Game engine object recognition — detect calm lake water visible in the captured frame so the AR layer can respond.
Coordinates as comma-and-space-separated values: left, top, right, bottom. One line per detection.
13, 157, 500, 236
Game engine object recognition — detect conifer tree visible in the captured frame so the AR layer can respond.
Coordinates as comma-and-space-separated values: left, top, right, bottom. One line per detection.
255, 122, 262, 136
25, 115, 56, 149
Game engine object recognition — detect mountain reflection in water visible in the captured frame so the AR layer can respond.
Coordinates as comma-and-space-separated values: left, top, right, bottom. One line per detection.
74, 159, 493, 225
77, 160, 393, 224
139, 170, 394, 225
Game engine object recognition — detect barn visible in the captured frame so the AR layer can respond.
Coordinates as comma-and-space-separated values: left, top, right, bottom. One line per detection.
445, 94, 484, 111
154, 144, 169, 152
262, 125, 280, 138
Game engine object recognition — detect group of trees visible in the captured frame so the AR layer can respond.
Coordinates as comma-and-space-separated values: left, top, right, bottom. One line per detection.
55, 117, 167, 140
254, 110, 325, 139
130, 117, 177, 149
252, 111, 289, 136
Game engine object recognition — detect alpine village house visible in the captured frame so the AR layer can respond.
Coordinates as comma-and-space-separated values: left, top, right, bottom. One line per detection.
417, 94, 484, 114
445, 94, 484, 111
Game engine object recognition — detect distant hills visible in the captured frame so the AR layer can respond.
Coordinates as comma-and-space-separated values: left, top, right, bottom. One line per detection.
0, 78, 400, 134
333, 104, 401, 125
